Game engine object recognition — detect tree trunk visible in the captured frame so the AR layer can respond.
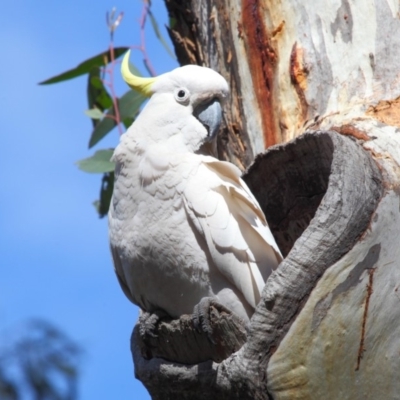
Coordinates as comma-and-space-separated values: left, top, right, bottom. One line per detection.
132, 1, 400, 398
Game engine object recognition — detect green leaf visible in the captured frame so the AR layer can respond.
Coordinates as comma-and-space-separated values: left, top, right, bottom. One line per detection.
148, 10, 176, 59
88, 90, 146, 148
87, 67, 113, 116
93, 172, 114, 218
122, 117, 134, 130
75, 149, 115, 174
38, 47, 129, 85
96, 89, 113, 110
169, 17, 177, 29
87, 67, 111, 128
84, 108, 104, 119
90, 74, 104, 89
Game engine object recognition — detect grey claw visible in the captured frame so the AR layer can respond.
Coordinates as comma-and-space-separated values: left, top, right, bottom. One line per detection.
192, 297, 232, 343
139, 310, 168, 339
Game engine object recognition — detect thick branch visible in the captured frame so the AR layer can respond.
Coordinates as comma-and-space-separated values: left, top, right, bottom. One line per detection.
134, 305, 247, 365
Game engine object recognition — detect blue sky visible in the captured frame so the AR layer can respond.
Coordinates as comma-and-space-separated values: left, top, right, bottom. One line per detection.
1, 1, 177, 398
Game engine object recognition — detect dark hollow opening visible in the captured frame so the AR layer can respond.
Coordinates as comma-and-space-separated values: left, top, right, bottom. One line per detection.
243, 132, 335, 257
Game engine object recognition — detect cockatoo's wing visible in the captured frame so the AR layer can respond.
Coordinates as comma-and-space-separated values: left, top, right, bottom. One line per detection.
182, 156, 283, 309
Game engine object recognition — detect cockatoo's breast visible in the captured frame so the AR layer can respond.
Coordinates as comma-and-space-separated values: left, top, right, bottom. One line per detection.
109, 141, 214, 317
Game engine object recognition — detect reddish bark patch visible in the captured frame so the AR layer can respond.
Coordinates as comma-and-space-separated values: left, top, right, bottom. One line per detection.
272, 20, 285, 38
290, 42, 309, 121
366, 97, 400, 127
332, 124, 371, 141
241, 0, 280, 147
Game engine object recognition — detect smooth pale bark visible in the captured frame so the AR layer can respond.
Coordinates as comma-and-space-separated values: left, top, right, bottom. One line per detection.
131, 0, 400, 398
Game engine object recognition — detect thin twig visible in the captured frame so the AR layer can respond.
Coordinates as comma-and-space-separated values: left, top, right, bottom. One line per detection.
103, 8, 124, 135
137, 1, 157, 77
107, 42, 123, 135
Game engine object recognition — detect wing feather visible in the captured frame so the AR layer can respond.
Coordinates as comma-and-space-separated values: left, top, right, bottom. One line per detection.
183, 156, 283, 309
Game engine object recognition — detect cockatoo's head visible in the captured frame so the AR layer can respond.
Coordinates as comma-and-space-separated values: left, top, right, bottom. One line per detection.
121, 50, 229, 154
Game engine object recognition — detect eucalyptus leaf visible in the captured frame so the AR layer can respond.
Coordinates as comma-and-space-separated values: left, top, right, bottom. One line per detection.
169, 17, 177, 29
148, 10, 176, 59
123, 117, 134, 130
94, 172, 114, 218
87, 68, 113, 111
88, 90, 146, 148
38, 47, 129, 85
87, 67, 111, 128
90, 75, 104, 89
84, 109, 104, 119
76, 149, 115, 174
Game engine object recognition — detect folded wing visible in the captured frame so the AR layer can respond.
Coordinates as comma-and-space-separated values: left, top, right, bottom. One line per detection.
183, 156, 283, 309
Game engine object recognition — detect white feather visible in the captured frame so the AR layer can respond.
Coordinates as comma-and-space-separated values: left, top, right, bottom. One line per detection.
182, 156, 282, 309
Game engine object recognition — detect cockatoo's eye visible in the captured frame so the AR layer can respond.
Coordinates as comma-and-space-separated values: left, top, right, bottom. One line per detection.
174, 87, 190, 104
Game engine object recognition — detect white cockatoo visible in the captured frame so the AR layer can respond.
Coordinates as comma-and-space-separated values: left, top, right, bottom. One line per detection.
108, 51, 283, 328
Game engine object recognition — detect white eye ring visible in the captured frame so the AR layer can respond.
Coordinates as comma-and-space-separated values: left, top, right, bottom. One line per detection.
174, 87, 190, 103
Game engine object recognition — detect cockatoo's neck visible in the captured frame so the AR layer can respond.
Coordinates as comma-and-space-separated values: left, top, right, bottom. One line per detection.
123, 93, 213, 156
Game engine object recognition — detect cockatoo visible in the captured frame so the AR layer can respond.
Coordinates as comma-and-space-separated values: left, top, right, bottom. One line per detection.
108, 51, 283, 330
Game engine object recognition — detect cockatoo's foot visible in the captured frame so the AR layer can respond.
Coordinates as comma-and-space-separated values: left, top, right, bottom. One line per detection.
192, 297, 233, 343
138, 310, 168, 339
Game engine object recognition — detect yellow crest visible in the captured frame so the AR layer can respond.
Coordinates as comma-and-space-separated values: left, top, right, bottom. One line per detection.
121, 50, 157, 97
